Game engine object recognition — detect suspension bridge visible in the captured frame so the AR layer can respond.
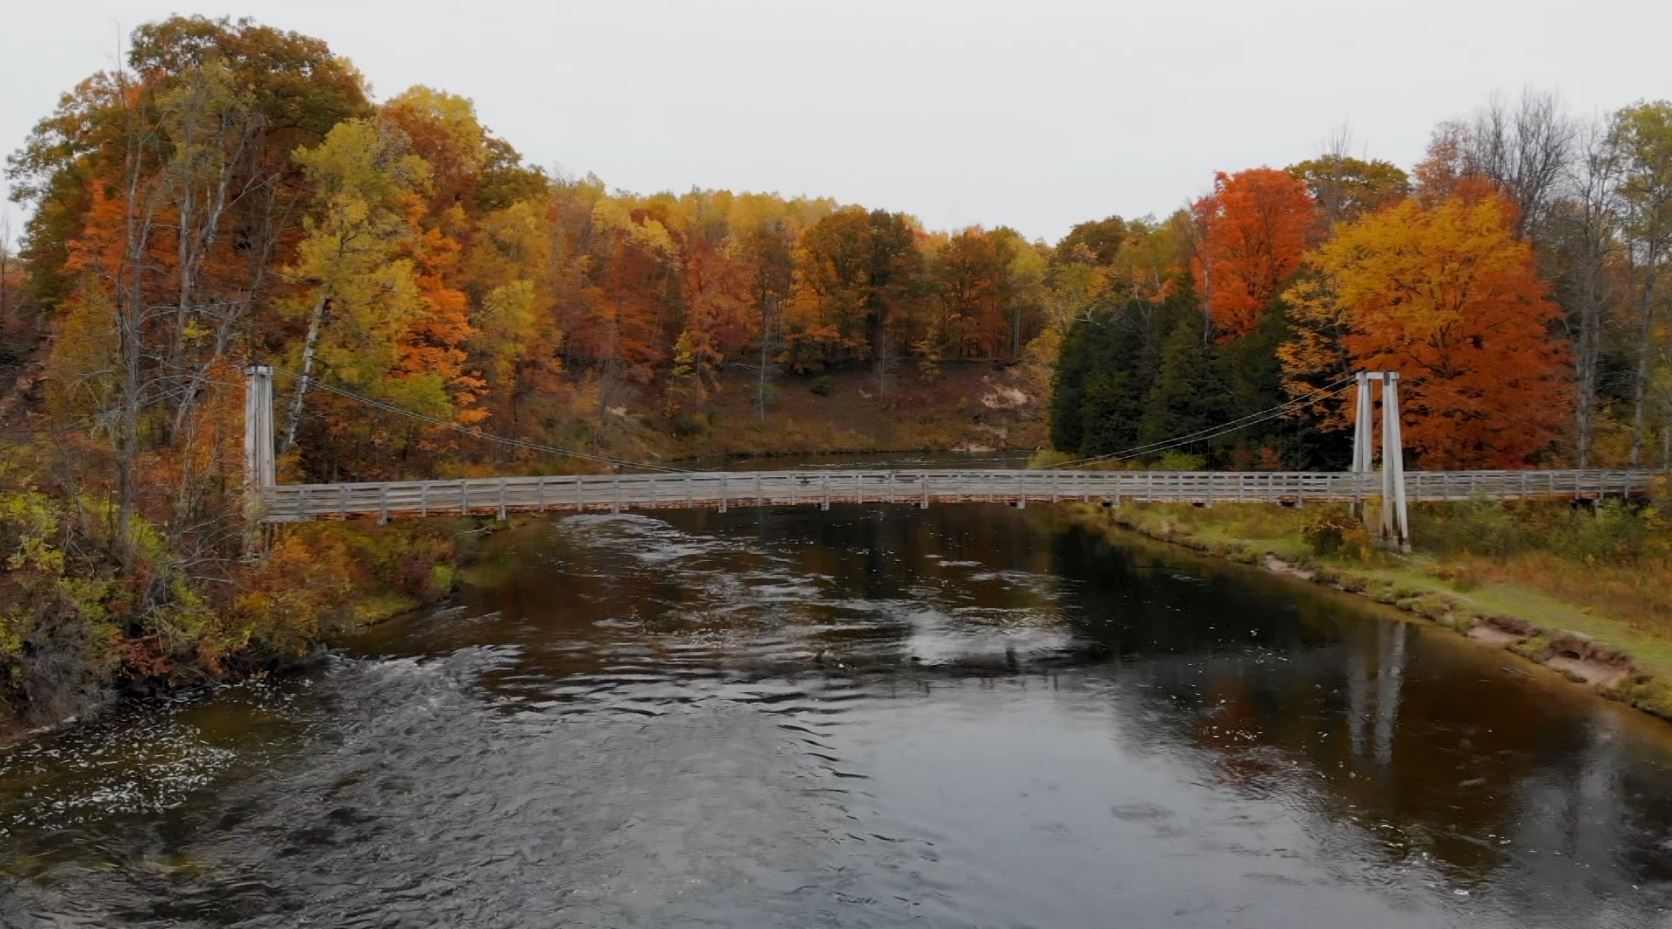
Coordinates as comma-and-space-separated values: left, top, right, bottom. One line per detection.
244, 366, 1658, 549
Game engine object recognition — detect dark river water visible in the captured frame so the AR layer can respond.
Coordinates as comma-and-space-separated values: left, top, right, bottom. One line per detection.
4, 502, 1672, 928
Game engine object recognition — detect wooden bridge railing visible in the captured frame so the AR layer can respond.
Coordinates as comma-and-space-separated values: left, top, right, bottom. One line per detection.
255, 468, 1659, 524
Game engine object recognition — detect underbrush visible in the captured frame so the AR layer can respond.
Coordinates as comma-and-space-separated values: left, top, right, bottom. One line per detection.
657, 363, 1047, 459
1414, 497, 1667, 566
0, 478, 464, 728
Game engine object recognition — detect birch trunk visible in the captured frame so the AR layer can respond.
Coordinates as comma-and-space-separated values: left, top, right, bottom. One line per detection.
281, 294, 328, 455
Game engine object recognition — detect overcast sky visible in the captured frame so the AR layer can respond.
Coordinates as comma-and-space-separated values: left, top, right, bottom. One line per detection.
3, 0, 1670, 244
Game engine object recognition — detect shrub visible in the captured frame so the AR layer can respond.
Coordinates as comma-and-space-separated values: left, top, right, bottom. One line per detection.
1153, 451, 1207, 471
1415, 497, 1668, 567
810, 375, 835, 397
1549, 500, 1658, 565
1414, 499, 1530, 562
1431, 562, 1482, 591
1027, 449, 1078, 468
670, 411, 708, 437
1302, 506, 1361, 556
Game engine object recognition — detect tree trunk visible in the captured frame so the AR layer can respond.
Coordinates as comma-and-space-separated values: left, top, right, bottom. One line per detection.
1574, 242, 1605, 468
1664, 406, 1672, 468
116, 282, 142, 566
281, 294, 328, 455
1629, 263, 1657, 467
115, 96, 153, 569
757, 306, 769, 426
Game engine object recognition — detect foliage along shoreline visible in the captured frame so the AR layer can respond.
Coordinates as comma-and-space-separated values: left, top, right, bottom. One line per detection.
1062, 497, 1672, 725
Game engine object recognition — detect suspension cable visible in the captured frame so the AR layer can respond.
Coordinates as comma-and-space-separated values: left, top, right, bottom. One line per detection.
1046, 374, 1359, 469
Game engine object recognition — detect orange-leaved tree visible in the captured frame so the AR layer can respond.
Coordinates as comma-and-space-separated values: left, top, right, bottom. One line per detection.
1191, 168, 1318, 338
1280, 193, 1570, 467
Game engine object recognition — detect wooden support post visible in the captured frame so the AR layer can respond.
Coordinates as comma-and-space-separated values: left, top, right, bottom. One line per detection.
1016, 470, 1026, 509
719, 474, 728, 513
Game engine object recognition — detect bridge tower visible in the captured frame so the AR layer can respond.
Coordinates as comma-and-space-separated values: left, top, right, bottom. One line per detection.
1350, 371, 1410, 551
243, 364, 276, 550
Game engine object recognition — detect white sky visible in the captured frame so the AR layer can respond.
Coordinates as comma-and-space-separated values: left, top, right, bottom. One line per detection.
3, 0, 1671, 245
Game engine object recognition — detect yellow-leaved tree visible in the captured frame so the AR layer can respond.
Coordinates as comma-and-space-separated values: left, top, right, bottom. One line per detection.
1280, 190, 1570, 467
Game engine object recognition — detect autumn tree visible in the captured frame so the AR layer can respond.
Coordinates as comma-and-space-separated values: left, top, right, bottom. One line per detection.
281, 116, 431, 466
6, 14, 370, 557
1287, 155, 1408, 226
1543, 121, 1625, 467
1108, 212, 1193, 304
1191, 169, 1318, 338
1609, 101, 1672, 466
933, 227, 1015, 359
792, 207, 922, 387
465, 199, 558, 432
1056, 216, 1125, 266
732, 212, 797, 422
1281, 193, 1570, 467
1415, 91, 1575, 239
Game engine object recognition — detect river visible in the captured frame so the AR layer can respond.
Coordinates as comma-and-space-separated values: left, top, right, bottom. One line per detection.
3, 501, 1671, 928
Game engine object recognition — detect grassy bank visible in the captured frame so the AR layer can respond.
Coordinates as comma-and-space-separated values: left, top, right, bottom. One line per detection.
1063, 492, 1672, 721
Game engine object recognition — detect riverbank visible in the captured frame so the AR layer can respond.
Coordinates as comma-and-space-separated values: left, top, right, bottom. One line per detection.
0, 497, 482, 738
1062, 497, 1672, 722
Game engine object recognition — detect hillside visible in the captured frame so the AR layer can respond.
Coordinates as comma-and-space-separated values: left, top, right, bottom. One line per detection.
637, 363, 1048, 461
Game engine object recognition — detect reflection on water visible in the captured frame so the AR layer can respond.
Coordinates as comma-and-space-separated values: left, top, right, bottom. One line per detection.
3, 504, 1672, 928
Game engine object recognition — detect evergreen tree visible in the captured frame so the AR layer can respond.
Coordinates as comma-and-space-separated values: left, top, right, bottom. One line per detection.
1139, 311, 1229, 456
1049, 291, 1196, 457
1215, 301, 1333, 467
1048, 316, 1098, 452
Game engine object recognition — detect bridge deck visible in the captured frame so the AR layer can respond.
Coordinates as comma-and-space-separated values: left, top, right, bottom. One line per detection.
256, 469, 1658, 523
